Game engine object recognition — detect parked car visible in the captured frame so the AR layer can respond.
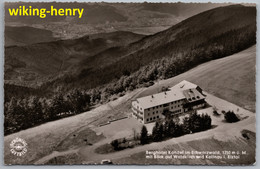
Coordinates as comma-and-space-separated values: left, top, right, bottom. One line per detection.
101, 159, 113, 164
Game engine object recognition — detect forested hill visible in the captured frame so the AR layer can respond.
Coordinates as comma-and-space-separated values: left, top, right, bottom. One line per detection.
4, 5, 256, 135
5, 31, 145, 86
44, 5, 256, 91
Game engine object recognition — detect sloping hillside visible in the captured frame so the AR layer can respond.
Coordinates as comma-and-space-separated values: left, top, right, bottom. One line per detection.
4, 45, 256, 164
138, 45, 256, 112
41, 5, 256, 91
5, 31, 145, 85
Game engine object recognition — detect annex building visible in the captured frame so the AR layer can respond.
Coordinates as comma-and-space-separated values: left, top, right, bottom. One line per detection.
131, 80, 206, 124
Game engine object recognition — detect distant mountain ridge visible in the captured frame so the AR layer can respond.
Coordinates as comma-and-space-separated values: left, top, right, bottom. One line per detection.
5, 2, 229, 36
5, 2, 227, 25
4, 31, 145, 85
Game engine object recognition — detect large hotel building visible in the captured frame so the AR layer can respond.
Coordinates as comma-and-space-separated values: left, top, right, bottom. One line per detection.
131, 80, 206, 123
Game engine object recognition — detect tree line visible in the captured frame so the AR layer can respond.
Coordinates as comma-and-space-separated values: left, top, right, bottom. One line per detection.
4, 90, 91, 135
110, 112, 212, 150
149, 112, 212, 143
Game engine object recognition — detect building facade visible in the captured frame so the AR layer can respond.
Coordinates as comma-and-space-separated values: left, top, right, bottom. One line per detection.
131, 80, 206, 124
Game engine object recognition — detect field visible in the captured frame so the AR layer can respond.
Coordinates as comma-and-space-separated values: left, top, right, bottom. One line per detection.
4, 45, 256, 165
138, 45, 256, 112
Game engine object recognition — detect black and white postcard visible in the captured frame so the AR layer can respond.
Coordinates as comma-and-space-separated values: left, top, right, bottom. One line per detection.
3, 2, 256, 165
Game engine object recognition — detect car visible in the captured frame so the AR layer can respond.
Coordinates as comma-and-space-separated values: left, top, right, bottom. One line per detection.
101, 159, 113, 164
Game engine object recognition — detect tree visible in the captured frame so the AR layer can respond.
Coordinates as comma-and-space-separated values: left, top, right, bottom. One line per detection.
140, 125, 148, 145
224, 111, 240, 123
48, 93, 66, 120
152, 121, 163, 142
111, 139, 119, 150
173, 124, 184, 137
67, 90, 91, 113
201, 113, 212, 130
30, 97, 44, 124
182, 112, 212, 134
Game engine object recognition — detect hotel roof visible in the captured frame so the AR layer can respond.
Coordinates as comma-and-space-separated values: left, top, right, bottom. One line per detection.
169, 80, 198, 91
136, 89, 185, 109
135, 80, 204, 109
183, 88, 205, 103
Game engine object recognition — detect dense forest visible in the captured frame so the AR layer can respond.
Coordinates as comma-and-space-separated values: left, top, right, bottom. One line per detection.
4, 5, 256, 135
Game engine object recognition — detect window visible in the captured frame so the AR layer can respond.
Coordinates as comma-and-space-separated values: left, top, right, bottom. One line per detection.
147, 119, 149, 122
153, 112, 155, 115
153, 117, 155, 119
148, 113, 150, 116
157, 116, 159, 118
148, 108, 150, 111
150, 118, 152, 120
156, 111, 158, 113
163, 103, 169, 107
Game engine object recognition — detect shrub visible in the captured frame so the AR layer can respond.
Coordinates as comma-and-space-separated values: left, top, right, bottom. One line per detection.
224, 111, 240, 123
111, 139, 119, 150
213, 110, 220, 116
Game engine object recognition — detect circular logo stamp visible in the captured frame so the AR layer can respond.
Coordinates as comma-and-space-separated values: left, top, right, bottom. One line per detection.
10, 137, 28, 156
